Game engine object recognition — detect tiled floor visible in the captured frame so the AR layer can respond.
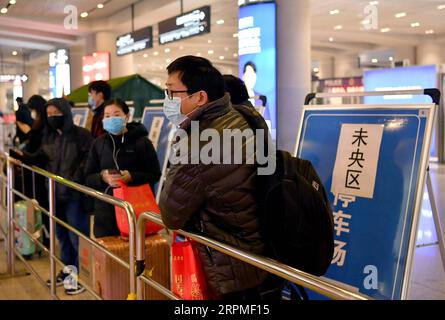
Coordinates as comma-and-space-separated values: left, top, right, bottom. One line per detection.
1, 163, 445, 300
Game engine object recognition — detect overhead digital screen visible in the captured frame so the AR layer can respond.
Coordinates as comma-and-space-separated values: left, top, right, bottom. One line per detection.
364, 65, 439, 159
158, 6, 211, 45
116, 26, 153, 56
364, 65, 437, 104
238, 1, 277, 140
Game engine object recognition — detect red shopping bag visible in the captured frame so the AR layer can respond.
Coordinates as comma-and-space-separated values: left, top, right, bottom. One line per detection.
171, 233, 212, 300
113, 182, 162, 238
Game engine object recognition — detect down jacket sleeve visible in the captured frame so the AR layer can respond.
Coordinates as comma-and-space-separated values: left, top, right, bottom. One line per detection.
159, 163, 206, 230
128, 138, 161, 187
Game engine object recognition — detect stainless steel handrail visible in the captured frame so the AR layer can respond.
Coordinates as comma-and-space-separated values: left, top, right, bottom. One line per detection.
2, 153, 138, 300
136, 212, 372, 301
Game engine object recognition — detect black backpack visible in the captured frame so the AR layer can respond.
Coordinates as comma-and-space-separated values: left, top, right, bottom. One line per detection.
258, 150, 334, 276
233, 105, 334, 276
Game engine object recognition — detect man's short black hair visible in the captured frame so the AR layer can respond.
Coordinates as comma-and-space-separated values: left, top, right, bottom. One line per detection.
88, 80, 111, 100
167, 55, 225, 102
104, 98, 130, 115
243, 61, 257, 74
223, 75, 250, 105
16, 97, 24, 104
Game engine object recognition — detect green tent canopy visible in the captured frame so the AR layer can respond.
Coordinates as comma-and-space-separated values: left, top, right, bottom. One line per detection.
67, 74, 165, 118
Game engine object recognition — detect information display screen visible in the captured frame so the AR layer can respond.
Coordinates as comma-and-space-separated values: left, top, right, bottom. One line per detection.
158, 6, 211, 45
116, 26, 153, 56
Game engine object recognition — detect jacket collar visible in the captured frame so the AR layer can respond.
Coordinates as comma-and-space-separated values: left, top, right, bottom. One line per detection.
179, 93, 231, 130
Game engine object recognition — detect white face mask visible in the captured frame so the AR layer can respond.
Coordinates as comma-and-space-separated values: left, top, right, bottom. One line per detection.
163, 95, 189, 127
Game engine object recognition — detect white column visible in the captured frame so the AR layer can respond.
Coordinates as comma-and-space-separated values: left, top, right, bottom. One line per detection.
0, 85, 7, 113
394, 46, 416, 66
69, 45, 85, 91
96, 31, 134, 79
23, 66, 38, 101
277, 0, 311, 153
416, 41, 444, 66
319, 57, 335, 79
334, 54, 361, 78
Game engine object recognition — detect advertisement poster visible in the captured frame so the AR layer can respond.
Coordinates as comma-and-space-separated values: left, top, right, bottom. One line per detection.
238, 1, 277, 140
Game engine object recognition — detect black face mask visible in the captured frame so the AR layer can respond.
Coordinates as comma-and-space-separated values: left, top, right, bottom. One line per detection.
47, 115, 64, 130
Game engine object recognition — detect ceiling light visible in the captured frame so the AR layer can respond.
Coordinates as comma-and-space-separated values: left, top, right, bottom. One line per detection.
12, 51, 18, 56
196, 53, 202, 57
389, 56, 394, 61
395, 12, 406, 18
380, 28, 390, 33
1, 8, 8, 14
329, 37, 334, 42
97, 3, 104, 9
9, 0, 16, 4
410, 22, 420, 28
361, 19, 370, 25
179, 46, 184, 50
143, 54, 148, 58
166, 58, 172, 63
216, 19, 225, 25
329, 9, 340, 15
80, 12, 89, 18
164, 48, 171, 53
313, 68, 320, 73
334, 25, 343, 30
208, 50, 214, 55
438, 4, 445, 10
219, 56, 225, 60
153, 51, 159, 56
425, 29, 435, 34
369, 1, 379, 5
371, 58, 378, 63
233, 53, 238, 58
208, 39, 212, 44
233, 33, 239, 38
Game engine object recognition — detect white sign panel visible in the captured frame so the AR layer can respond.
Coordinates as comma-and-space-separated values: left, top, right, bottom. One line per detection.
149, 116, 165, 150
331, 124, 384, 199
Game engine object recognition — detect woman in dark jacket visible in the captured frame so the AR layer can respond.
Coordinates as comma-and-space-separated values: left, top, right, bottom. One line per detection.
13, 98, 93, 295
84, 98, 161, 238
20, 95, 51, 246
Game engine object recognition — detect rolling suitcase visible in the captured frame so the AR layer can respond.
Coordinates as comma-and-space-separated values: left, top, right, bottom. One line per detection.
93, 234, 170, 300
14, 199, 43, 258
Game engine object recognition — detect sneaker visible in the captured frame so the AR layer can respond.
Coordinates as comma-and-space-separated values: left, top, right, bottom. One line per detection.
46, 270, 67, 287
65, 283, 86, 296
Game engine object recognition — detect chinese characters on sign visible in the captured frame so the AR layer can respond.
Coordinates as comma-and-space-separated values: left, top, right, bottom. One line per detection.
332, 194, 356, 267
149, 117, 165, 151
330, 124, 384, 267
332, 124, 384, 198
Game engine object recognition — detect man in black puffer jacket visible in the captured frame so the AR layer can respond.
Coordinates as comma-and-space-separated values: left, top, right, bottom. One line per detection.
160, 56, 276, 300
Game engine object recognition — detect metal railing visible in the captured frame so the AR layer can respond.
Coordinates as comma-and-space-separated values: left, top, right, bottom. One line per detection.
0, 150, 373, 301
0, 152, 138, 300
136, 212, 372, 301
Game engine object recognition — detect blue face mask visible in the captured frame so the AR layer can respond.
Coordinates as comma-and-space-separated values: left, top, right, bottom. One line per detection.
103, 117, 126, 135
88, 95, 96, 108
163, 96, 188, 127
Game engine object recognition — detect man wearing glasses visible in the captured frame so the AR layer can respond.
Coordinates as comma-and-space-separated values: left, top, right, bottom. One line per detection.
159, 56, 277, 300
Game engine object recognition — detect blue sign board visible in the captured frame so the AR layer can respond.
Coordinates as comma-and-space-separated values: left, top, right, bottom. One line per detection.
141, 107, 173, 196
238, 1, 277, 140
296, 105, 435, 299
